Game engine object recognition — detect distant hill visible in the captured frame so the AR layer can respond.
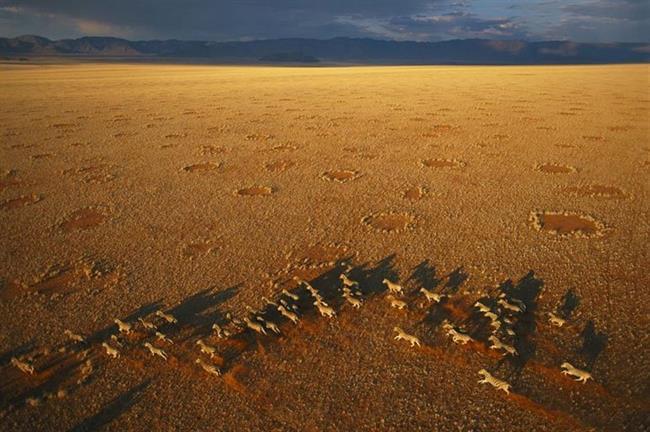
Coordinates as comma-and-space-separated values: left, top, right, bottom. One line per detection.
1, 35, 648, 64
259, 52, 320, 63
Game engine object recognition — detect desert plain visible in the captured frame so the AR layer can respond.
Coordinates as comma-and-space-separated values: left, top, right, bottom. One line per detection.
0, 62, 649, 431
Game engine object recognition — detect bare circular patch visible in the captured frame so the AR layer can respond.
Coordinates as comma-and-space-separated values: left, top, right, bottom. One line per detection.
563, 184, 626, 198
31, 266, 80, 295
269, 144, 298, 152
0, 279, 26, 301
431, 124, 457, 132
31, 153, 53, 160
265, 160, 295, 173
421, 158, 466, 169
246, 133, 274, 141
403, 186, 426, 201
607, 125, 633, 132
60, 208, 107, 232
182, 162, 221, 173
236, 186, 274, 196
1, 194, 42, 211
529, 211, 606, 238
198, 145, 227, 156
534, 163, 577, 174
0, 170, 21, 192
182, 240, 216, 259
582, 135, 605, 142
291, 243, 351, 268
50, 122, 79, 130
321, 170, 360, 183
63, 164, 117, 184
363, 212, 415, 233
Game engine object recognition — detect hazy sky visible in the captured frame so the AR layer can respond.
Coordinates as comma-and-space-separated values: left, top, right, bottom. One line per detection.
0, 0, 648, 42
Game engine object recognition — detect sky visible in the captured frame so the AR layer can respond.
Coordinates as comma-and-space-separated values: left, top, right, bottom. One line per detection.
0, 0, 648, 43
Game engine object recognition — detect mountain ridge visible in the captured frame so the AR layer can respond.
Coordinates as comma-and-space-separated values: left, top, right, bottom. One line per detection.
1, 35, 648, 64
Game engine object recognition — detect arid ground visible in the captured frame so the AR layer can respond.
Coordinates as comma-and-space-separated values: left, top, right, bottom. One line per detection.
1, 63, 648, 431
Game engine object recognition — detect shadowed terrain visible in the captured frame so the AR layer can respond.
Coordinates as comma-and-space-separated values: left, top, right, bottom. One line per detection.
1, 35, 649, 64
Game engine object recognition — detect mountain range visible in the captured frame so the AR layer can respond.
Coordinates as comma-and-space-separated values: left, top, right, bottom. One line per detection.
1, 35, 648, 64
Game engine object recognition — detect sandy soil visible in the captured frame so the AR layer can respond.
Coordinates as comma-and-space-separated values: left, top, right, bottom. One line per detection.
0, 63, 648, 431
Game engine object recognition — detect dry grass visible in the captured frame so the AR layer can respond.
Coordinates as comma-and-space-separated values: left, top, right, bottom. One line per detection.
0, 62, 648, 431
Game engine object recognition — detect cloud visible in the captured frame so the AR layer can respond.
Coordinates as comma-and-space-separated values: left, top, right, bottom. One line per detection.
386, 12, 530, 40
563, 0, 649, 21
0, 0, 646, 42
74, 18, 136, 38
545, 0, 650, 42
0, 0, 441, 39
334, 12, 530, 41
0, 4, 140, 39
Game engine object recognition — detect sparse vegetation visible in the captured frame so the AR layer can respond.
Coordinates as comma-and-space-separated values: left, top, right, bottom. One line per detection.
0, 63, 647, 431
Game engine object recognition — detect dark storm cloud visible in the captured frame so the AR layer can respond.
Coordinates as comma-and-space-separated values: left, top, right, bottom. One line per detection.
0, 0, 441, 40
386, 12, 529, 40
0, 0, 647, 42
563, 0, 649, 21
549, 0, 650, 42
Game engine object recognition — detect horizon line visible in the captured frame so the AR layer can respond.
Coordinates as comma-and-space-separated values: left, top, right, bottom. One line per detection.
3, 34, 649, 45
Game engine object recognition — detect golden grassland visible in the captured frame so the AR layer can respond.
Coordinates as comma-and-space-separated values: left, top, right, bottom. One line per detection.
0, 63, 648, 431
